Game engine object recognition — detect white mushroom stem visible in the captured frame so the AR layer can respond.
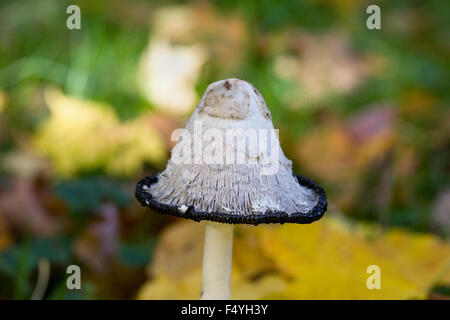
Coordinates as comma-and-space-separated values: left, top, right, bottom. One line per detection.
200, 221, 234, 300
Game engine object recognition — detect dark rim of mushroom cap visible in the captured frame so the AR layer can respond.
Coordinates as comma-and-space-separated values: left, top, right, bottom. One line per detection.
135, 174, 327, 225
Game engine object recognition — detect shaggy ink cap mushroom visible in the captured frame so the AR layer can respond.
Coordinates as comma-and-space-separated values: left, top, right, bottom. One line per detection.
135, 78, 327, 225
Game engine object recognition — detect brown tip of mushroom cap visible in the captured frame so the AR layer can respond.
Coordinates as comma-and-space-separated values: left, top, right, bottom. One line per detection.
198, 78, 251, 120
198, 78, 271, 120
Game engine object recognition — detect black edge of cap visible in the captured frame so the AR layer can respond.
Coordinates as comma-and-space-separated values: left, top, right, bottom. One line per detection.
135, 174, 327, 226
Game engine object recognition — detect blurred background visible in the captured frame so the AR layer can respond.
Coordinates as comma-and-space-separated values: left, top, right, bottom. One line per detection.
0, 0, 449, 299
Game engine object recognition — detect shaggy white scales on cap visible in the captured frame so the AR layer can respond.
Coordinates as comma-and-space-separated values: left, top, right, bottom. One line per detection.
136, 79, 327, 300
136, 78, 326, 225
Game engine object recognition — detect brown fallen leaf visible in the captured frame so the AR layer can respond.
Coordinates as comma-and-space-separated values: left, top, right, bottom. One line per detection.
74, 203, 119, 273
296, 104, 396, 209
274, 31, 370, 107
0, 215, 13, 252
0, 177, 60, 235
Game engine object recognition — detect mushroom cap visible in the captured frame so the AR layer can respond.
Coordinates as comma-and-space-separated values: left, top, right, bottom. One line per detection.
136, 173, 326, 225
135, 78, 327, 225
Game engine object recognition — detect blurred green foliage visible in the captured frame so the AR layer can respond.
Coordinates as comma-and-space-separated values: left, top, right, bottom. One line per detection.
0, 0, 448, 299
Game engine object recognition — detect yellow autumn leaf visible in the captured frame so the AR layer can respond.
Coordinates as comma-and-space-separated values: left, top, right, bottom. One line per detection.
137, 216, 450, 300
258, 219, 450, 299
137, 221, 282, 300
0, 90, 6, 112
34, 88, 167, 177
